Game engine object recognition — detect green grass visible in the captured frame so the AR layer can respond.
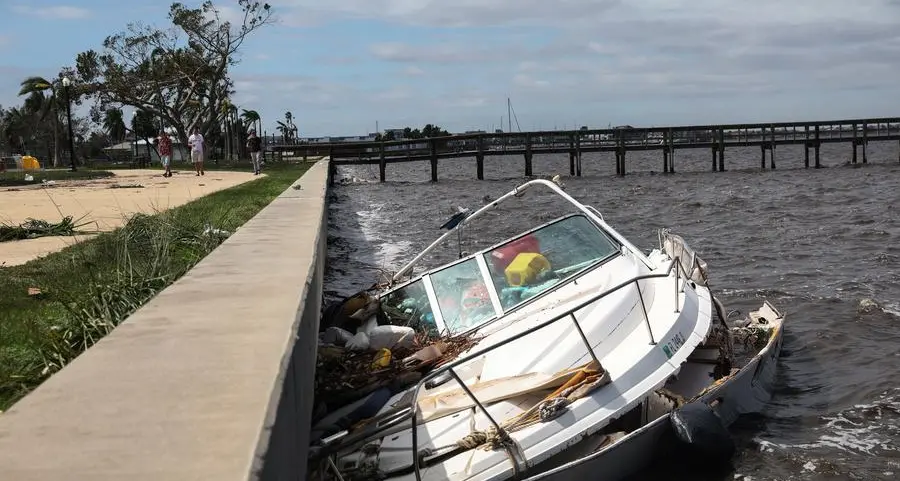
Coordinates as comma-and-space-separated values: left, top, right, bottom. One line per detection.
0, 169, 116, 187
0, 162, 312, 410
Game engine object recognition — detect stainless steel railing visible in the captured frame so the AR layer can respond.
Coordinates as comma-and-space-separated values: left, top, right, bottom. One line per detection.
405, 255, 697, 480
318, 252, 700, 481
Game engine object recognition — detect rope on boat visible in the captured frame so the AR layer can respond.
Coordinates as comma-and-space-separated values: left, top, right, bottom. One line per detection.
655, 387, 687, 408
450, 360, 611, 452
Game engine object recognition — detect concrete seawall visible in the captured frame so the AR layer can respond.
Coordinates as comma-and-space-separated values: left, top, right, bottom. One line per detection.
0, 160, 331, 481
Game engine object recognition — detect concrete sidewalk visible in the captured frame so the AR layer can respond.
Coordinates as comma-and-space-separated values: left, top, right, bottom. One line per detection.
0, 160, 330, 480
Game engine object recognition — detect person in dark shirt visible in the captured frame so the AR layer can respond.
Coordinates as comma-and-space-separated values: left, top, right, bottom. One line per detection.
247, 129, 262, 175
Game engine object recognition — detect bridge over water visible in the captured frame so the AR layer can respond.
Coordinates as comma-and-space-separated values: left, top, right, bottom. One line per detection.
270, 117, 900, 181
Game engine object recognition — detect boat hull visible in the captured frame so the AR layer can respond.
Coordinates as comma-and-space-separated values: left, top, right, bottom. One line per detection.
521, 301, 785, 481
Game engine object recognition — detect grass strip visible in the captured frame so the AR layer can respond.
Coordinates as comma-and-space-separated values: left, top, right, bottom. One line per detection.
0, 162, 312, 410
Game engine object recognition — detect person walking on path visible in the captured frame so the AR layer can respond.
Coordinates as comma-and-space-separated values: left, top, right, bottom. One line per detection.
155, 130, 173, 177
247, 129, 262, 175
188, 127, 205, 176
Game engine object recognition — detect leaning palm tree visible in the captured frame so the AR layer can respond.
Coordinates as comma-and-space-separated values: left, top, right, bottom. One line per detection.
241, 109, 261, 135
276, 120, 294, 143
18, 76, 60, 166
283, 111, 297, 143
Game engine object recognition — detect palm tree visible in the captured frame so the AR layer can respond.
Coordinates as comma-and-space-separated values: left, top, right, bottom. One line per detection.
18, 76, 61, 166
277, 111, 297, 144
219, 100, 240, 161
275, 121, 291, 143
2, 107, 29, 153
240, 109, 261, 135
103, 108, 127, 143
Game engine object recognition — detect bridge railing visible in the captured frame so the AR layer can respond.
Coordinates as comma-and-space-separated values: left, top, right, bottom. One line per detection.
268, 117, 900, 160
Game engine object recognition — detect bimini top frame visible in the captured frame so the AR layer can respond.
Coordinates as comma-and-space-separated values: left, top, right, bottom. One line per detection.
391, 179, 656, 282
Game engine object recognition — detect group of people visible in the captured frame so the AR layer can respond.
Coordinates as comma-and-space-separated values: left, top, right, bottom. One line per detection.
153, 127, 264, 177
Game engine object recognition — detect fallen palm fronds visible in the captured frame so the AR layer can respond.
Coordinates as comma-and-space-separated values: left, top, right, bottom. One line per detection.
0, 216, 95, 242
314, 331, 481, 409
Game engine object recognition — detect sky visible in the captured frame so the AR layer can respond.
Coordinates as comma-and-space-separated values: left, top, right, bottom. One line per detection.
1, 0, 899, 137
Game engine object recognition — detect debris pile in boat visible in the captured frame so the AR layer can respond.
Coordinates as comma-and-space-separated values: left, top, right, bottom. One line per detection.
315, 330, 480, 407
314, 290, 481, 414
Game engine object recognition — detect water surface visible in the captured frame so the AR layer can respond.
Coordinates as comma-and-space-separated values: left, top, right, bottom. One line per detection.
324, 142, 900, 480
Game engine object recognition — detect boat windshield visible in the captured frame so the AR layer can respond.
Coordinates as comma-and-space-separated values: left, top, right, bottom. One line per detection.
484, 214, 619, 311
379, 279, 438, 335
430, 258, 496, 333
379, 214, 620, 336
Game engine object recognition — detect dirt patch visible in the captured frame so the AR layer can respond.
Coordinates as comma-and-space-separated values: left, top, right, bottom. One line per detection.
0, 169, 261, 266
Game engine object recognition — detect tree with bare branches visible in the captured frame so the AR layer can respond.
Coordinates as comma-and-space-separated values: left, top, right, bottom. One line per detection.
73, 1, 272, 149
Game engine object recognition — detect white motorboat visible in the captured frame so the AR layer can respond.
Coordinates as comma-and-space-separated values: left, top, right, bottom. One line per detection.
310, 178, 785, 481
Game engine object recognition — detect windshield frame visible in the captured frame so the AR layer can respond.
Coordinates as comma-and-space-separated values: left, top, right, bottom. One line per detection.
379, 213, 623, 336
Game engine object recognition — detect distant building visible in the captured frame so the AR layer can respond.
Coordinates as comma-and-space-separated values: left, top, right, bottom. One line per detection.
104, 139, 189, 163
383, 128, 406, 140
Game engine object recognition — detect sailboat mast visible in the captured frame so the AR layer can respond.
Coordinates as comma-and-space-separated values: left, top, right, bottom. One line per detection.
507, 98, 512, 133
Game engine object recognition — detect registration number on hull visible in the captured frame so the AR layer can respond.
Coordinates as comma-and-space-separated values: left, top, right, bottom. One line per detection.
661, 331, 686, 359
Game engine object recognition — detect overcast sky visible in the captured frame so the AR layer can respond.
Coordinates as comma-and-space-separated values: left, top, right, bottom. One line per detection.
1, 0, 899, 136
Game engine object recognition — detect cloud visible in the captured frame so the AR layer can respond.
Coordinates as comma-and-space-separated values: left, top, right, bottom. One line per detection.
257, 0, 900, 134
5, 0, 899, 137
368, 41, 528, 65
285, 0, 619, 27
402, 66, 425, 76
513, 74, 549, 89
373, 87, 411, 102
231, 74, 354, 108
11, 5, 90, 19
209, 5, 245, 25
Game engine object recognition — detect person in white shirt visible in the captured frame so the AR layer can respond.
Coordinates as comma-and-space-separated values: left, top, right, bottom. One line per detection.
187, 127, 205, 176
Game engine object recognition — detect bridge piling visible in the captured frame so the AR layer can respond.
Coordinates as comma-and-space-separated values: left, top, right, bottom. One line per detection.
804, 126, 810, 168
853, 124, 858, 164
615, 137, 622, 176
476, 135, 485, 180
429, 139, 438, 182
815, 125, 822, 168
575, 136, 582, 176
770, 126, 777, 169
710, 144, 717, 172
668, 129, 676, 173
662, 130, 669, 173
863, 124, 868, 164
525, 134, 533, 177
379, 141, 386, 182
718, 129, 725, 171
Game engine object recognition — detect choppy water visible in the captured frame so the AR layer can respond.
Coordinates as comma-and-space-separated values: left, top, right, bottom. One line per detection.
323, 141, 900, 480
